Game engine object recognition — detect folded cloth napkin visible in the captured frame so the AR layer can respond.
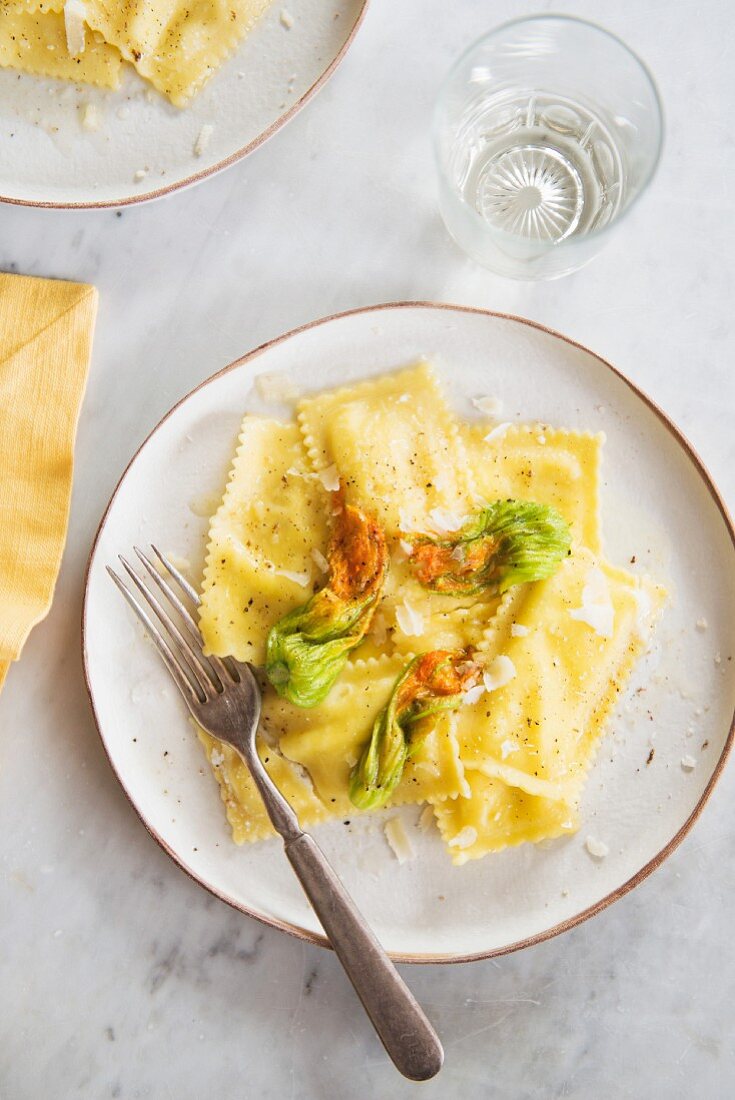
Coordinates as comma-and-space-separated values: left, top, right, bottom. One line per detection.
0, 272, 98, 690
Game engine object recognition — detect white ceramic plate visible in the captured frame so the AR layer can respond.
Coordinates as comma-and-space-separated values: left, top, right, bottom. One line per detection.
0, 0, 366, 208
83, 303, 735, 962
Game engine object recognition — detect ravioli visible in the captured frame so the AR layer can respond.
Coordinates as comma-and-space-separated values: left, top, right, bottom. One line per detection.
263, 655, 469, 814
433, 770, 578, 866
454, 547, 667, 803
198, 726, 331, 843
298, 362, 475, 537
82, 0, 272, 105
462, 423, 603, 553
193, 365, 665, 862
199, 417, 330, 666
0, 6, 122, 87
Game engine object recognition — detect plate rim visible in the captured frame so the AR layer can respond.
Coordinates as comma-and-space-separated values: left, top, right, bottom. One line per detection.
0, 0, 369, 211
81, 300, 735, 963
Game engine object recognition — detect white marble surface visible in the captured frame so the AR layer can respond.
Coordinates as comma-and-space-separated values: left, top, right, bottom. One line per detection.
1, 1, 733, 1096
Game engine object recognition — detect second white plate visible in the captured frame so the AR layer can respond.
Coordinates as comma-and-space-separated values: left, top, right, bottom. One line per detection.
83, 303, 735, 961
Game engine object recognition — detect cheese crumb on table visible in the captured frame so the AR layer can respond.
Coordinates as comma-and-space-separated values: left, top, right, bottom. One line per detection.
280, 10, 294, 28
681, 755, 697, 771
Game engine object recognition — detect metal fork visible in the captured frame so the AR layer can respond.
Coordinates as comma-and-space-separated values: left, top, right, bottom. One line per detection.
108, 546, 443, 1082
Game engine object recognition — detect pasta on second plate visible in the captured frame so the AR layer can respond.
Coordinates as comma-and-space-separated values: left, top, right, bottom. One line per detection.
0, 0, 272, 103
197, 361, 666, 864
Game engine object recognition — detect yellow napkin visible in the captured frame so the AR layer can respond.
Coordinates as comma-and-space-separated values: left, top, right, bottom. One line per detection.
0, 272, 98, 690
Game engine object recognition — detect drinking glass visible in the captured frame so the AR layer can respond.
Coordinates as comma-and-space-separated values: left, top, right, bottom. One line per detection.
434, 16, 663, 279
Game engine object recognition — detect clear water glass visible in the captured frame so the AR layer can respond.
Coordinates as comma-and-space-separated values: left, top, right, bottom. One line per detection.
434, 16, 664, 280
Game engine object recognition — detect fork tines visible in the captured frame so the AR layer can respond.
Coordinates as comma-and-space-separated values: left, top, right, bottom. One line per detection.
107, 546, 237, 705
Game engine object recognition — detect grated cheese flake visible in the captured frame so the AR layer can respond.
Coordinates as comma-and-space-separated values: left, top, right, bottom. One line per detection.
462, 683, 485, 706
448, 826, 478, 850
254, 371, 300, 403
570, 567, 614, 638
510, 623, 529, 637
427, 507, 464, 534
316, 464, 340, 492
483, 655, 516, 692
681, 755, 697, 771
471, 395, 503, 417
483, 422, 512, 444
271, 566, 311, 587
310, 547, 329, 574
80, 103, 100, 132
395, 600, 424, 637
585, 836, 609, 859
64, 0, 87, 57
384, 817, 415, 863
193, 124, 214, 157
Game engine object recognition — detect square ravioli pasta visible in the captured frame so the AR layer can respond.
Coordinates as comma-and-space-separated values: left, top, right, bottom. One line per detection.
0, 6, 122, 87
193, 364, 666, 865
454, 547, 667, 802
199, 417, 330, 667
298, 361, 475, 537
81, 0, 272, 105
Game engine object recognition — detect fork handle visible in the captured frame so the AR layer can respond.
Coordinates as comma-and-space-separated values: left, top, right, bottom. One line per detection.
283, 832, 443, 1081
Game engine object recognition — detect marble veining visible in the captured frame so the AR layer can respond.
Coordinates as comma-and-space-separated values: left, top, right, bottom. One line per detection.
0, 1, 734, 1097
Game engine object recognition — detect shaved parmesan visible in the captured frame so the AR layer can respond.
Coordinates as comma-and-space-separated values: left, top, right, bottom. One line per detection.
510, 623, 529, 637
427, 507, 464, 534
271, 567, 311, 587
632, 586, 652, 632
585, 836, 609, 859
472, 395, 503, 417
255, 371, 299, 403
369, 610, 388, 646
317, 464, 340, 492
500, 739, 519, 759
397, 507, 414, 534
397, 539, 414, 558
395, 600, 424, 637
418, 805, 435, 833
483, 422, 512, 444
448, 826, 477, 850
681, 755, 697, 771
64, 0, 87, 56
462, 683, 485, 706
384, 817, 415, 863
80, 103, 100, 132
193, 124, 214, 157
570, 567, 614, 638
483, 655, 516, 692
310, 547, 329, 574
450, 544, 466, 562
